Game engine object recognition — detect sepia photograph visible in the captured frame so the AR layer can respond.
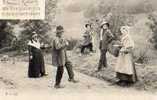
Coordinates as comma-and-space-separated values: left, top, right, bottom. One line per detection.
0, 0, 157, 99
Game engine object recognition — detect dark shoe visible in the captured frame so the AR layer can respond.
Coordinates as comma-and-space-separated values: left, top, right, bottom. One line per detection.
125, 81, 134, 87
116, 80, 128, 87
115, 80, 121, 85
97, 65, 107, 72
68, 79, 79, 83
41, 73, 48, 77
54, 84, 65, 89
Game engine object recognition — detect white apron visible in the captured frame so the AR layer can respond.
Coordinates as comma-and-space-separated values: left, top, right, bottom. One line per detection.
115, 34, 135, 75
115, 53, 134, 75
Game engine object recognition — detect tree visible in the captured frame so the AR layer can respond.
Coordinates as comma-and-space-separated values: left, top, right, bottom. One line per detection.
0, 20, 19, 49
10, 0, 58, 52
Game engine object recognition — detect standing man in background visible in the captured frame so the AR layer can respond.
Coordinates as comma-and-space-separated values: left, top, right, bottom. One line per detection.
98, 22, 114, 71
52, 25, 78, 89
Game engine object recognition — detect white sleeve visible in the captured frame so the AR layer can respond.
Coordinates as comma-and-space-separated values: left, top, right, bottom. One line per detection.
100, 29, 103, 41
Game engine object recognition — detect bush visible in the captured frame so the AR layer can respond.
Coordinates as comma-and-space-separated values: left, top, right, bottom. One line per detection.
66, 38, 79, 51
0, 20, 18, 49
127, 0, 154, 14
148, 12, 157, 49
133, 47, 150, 64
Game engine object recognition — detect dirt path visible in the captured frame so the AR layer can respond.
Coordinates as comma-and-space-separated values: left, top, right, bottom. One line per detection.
0, 61, 156, 99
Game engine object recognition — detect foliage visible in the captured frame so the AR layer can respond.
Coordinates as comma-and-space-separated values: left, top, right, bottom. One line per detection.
126, 0, 155, 14
0, 20, 19, 49
12, 21, 52, 52
133, 47, 150, 64
148, 12, 157, 49
84, 1, 135, 35
83, 0, 155, 34
66, 38, 79, 51
0, 0, 58, 53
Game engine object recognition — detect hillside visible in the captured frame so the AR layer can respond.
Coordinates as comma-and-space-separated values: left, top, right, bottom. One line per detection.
67, 14, 157, 92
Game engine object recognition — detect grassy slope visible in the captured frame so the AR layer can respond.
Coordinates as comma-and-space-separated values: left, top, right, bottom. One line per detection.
67, 14, 157, 93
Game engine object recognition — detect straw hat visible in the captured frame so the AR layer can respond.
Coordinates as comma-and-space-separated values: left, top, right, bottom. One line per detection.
100, 21, 109, 28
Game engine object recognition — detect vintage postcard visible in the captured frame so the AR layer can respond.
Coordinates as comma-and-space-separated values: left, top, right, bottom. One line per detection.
0, 0, 157, 100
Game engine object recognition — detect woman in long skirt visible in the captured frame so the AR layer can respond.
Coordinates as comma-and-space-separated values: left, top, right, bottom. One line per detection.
28, 33, 47, 78
115, 26, 138, 86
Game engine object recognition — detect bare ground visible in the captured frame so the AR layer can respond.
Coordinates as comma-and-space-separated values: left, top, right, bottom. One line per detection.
0, 56, 156, 100
68, 51, 157, 93
53, 0, 157, 93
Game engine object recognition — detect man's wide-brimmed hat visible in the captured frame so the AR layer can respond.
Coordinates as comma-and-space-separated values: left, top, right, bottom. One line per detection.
100, 21, 110, 28
56, 25, 64, 33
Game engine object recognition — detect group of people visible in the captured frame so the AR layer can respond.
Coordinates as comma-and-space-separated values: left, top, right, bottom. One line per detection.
28, 27, 78, 89
27, 20, 138, 89
80, 21, 138, 86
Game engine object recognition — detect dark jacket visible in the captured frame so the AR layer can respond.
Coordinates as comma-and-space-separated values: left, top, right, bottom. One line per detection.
52, 37, 68, 66
100, 29, 114, 50
28, 45, 45, 77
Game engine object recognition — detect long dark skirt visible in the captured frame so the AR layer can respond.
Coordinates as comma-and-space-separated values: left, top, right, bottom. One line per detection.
28, 46, 45, 78
116, 63, 138, 83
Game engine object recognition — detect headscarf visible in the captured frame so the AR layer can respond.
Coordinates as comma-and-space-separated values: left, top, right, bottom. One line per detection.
120, 26, 134, 49
28, 33, 40, 49
120, 26, 130, 38
28, 40, 40, 49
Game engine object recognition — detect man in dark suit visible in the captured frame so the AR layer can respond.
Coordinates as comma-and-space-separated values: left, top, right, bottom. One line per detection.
52, 25, 78, 89
98, 22, 114, 71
